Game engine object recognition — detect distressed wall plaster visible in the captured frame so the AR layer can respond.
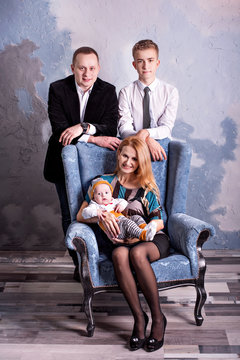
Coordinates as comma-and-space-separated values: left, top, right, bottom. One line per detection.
0, 0, 239, 249
0, 0, 72, 250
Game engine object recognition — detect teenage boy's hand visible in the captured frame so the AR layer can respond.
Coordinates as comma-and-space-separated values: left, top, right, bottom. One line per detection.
146, 137, 167, 161
136, 129, 150, 141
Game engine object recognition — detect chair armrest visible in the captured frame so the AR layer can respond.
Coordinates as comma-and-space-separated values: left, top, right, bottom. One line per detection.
166, 141, 192, 215
65, 221, 98, 251
62, 145, 84, 221
65, 221, 100, 283
168, 213, 216, 277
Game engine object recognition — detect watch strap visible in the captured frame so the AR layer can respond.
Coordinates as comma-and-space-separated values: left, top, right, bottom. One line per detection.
81, 122, 89, 134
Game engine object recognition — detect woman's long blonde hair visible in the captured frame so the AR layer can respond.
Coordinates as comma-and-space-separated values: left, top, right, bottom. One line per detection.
115, 136, 159, 198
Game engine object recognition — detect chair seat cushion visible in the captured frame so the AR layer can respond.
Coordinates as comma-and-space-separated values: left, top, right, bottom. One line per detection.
152, 253, 195, 282
95, 251, 195, 287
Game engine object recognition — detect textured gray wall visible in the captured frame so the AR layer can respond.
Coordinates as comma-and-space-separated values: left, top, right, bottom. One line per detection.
0, 0, 239, 250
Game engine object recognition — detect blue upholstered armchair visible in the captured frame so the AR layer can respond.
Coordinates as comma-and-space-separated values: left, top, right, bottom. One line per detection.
62, 138, 215, 337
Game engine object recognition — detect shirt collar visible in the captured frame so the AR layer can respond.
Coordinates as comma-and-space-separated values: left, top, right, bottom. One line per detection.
137, 78, 159, 93
75, 81, 93, 96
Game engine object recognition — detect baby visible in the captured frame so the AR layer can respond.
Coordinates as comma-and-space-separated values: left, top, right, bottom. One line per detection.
82, 180, 157, 242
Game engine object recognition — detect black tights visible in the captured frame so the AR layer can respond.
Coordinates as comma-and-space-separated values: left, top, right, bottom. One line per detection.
112, 242, 165, 340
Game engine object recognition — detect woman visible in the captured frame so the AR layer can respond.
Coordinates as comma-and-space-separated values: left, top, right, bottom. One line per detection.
77, 136, 170, 352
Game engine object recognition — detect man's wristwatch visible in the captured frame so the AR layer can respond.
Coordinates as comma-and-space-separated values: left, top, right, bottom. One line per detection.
81, 122, 89, 134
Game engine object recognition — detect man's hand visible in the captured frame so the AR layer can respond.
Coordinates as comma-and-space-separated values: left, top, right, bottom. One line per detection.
59, 124, 83, 146
146, 137, 167, 161
88, 136, 121, 150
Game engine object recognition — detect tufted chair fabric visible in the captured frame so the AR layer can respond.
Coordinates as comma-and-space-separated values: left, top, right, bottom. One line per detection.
62, 139, 215, 336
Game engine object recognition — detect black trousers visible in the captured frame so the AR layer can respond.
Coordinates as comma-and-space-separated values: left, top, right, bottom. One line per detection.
55, 179, 78, 267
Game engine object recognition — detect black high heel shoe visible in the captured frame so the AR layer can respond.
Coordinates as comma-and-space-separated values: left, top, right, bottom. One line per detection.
129, 311, 149, 351
145, 314, 167, 352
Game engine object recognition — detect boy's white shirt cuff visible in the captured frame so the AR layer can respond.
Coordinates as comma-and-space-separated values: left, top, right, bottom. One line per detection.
88, 123, 96, 135
147, 126, 171, 140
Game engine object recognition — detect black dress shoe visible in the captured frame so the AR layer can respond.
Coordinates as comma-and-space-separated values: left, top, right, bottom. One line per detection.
129, 311, 149, 351
145, 314, 167, 352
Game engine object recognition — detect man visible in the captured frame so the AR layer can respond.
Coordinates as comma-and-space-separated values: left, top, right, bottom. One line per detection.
44, 47, 120, 280
118, 39, 179, 161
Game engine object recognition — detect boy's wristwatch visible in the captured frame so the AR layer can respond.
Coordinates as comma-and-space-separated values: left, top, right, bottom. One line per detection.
81, 122, 89, 134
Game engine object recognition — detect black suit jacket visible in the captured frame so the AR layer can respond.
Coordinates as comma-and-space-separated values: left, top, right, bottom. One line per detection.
44, 75, 118, 183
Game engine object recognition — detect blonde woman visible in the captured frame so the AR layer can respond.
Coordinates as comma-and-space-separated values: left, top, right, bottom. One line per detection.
77, 136, 169, 352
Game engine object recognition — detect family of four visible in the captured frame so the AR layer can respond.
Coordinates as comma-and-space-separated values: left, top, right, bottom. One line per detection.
44, 39, 179, 352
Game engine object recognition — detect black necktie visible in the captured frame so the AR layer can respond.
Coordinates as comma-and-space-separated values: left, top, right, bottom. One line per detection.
143, 87, 151, 129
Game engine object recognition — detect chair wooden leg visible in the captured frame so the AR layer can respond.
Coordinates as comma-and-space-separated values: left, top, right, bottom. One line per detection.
73, 239, 96, 336
194, 231, 208, 326
194, 246, 207, 326
194, 280, 207, 326
82, 290, 95, 337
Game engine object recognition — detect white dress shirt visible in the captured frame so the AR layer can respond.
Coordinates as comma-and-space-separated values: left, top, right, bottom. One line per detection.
75, 82, 96, 143
118, 78, 179, 139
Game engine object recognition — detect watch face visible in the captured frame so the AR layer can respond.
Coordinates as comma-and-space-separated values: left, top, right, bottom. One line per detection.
82, 123, 88, 132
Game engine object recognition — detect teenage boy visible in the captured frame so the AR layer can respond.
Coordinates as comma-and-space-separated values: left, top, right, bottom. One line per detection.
118, 39, 179, 161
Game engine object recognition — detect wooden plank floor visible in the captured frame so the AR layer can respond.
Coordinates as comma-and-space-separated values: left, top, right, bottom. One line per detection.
0, 250, 239, 360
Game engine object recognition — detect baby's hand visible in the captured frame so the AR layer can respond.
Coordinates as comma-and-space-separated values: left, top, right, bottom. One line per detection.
114, 203, 126, 213
97, 209, 107, 222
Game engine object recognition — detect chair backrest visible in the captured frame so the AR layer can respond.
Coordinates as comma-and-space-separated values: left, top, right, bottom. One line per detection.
62, 139, 192, 226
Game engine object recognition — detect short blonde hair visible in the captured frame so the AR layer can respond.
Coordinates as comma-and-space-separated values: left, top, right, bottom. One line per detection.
132, 39, 159, 58
115, 136, 159, 198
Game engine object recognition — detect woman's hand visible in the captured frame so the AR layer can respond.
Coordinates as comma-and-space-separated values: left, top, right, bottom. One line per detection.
111, 237, 139, 245
77, 201, 99, 223
100, 211, 120, 239
77, 201, 120, 239
97, 209, 107, 222
151, 219, 164, 231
